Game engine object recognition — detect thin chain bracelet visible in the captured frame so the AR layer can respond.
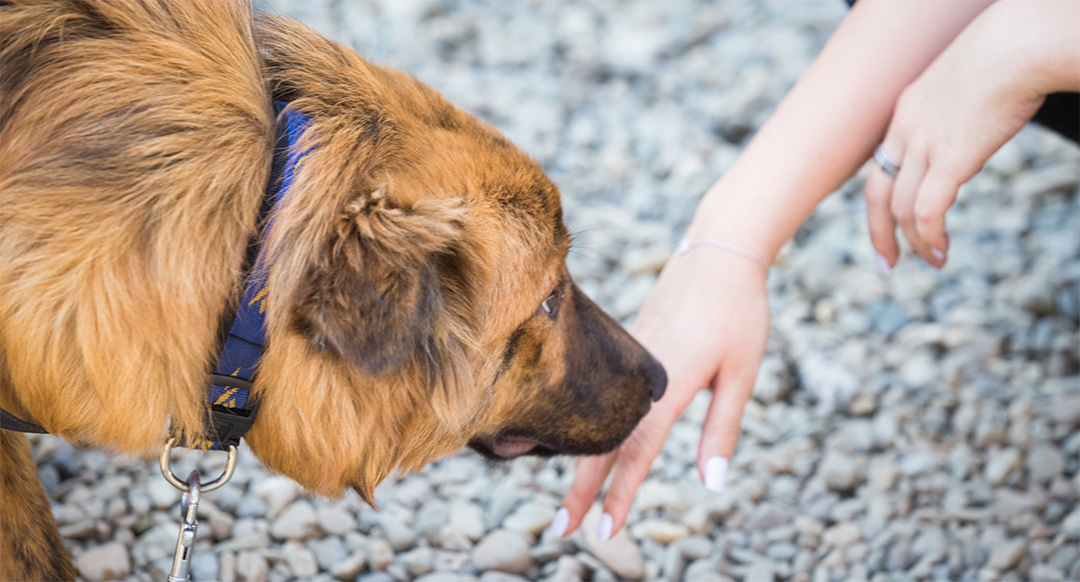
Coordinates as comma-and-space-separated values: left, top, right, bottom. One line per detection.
675, 237, 770, 270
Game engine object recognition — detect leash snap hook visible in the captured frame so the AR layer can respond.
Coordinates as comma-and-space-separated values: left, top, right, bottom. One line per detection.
159, 436, 238, 493
158, 437, 237, 580
166, 470, 200, 582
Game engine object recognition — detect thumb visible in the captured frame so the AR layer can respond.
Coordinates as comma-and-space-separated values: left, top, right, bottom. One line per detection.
697, 365, 755, 493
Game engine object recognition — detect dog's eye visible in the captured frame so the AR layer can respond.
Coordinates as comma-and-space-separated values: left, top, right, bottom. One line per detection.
540, 285, 562, 319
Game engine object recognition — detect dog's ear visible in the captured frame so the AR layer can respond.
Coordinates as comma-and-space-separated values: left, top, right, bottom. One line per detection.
291, 187, 467, 375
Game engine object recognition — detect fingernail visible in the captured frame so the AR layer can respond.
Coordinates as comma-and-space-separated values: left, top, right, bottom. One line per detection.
597, 512, 613, 542
704, 456, 730, 493
930, 248, 946, 262
874, 252, 891, 278
548, 507, 569, 538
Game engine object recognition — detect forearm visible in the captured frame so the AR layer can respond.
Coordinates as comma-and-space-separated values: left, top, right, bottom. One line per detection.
982, 0, 1080, 95
689, 0, 996, 261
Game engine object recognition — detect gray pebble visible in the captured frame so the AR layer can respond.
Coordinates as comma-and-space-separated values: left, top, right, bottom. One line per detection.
269, 500, 319, 540
76, 542, 131, 582
471, 529, 532, 574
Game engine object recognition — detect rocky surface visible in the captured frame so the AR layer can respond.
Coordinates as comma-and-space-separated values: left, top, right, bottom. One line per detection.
26, 0, 1079, 580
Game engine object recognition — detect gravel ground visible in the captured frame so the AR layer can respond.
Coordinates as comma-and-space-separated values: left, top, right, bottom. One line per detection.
28, 1, 1080, 581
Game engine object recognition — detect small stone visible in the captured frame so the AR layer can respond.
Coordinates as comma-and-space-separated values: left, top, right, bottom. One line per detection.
283, 543, 319, 578
317, 503, 356, 536
581, 507, 645, 580
822, 522, 861, 547
236, 551, 269, 582
819, 452, 864, 492
1060, 508, 1080, 540
766, 542, 799, 562
377, 513, 416, 551
987, 540, 1025, 571
369, 539, 394, 572
549, 555, 584, 582
899, 350, 938, 388
1030, 564, 1064, 581
251, 476, 300, 518
147, 478, 179, 510
220, 518, 270, 551
867, 456, 898, 491
745, 503, 791, 532
1027, 444, 1066, 484
442, 502, 486, 549
984, 448, 1021, 486
848, 392, 877, 416
683, 559, 727, 582
672, 536, 713, 561
635, 481, 683, 512
745, 561, 776, 582
235, 496, 268, 518
330, 552, 368, 580
417, 500, 449, 538
191, 553, 220, 581
76, 542, 131, 581
220, 551, 237, 582
477, 572, 529, 582
311, 537, 347, 571
1050, 380, 1080, 427
503, 502, 557, 535
401, 546, 435, 577
634, 519, 690, 544
270, 500, 319, 540
131, 523, 177, 566
471, 529, 532, 574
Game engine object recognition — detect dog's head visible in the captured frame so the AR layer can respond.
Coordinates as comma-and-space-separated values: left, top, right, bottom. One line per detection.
246, 16, 665, 499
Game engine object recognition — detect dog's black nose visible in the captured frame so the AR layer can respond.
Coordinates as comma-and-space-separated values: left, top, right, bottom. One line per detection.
645, 355, 667, 402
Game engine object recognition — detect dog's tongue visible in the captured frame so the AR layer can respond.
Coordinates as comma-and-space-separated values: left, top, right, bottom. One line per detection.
492, 436, 536, 457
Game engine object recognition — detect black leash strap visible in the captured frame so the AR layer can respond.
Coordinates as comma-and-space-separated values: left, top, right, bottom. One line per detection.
0, 408, 47, 433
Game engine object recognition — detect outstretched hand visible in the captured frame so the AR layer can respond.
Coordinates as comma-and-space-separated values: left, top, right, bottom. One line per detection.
550, 245, 770, 541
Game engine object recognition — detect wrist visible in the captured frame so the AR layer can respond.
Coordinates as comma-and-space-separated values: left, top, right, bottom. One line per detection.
686, 182, 794, 265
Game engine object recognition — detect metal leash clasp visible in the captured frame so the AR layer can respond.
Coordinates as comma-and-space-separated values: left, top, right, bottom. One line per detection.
167, 470, 200, 582
159, 437, 238, 581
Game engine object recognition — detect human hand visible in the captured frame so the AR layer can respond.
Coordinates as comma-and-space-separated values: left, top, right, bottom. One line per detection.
865, 0, 1074, 272
549, 244, 770, 541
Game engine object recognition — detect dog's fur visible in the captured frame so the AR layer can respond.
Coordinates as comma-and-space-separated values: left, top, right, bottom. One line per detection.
0, 0, 666, 578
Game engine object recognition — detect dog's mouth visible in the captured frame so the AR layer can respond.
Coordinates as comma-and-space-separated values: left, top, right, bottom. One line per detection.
468, 431, 560, 460
468, 427, 632, 461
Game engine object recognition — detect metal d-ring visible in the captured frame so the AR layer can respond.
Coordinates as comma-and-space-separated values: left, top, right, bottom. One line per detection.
159, 437, 238, 493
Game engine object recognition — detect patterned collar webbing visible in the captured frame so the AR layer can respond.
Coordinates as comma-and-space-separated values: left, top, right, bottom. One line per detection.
195, 102, 313, 450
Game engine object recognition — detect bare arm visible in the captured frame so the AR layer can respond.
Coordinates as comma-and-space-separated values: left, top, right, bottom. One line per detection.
558, 0, 999, 542
688, 0, 997, 259
867, 0, 1080, 268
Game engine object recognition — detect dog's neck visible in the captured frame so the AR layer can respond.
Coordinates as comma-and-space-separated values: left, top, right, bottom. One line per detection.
198, 101, 315, 450
0, 101, 310, 448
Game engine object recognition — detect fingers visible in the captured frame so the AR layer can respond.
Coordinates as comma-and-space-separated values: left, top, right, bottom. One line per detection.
552, 452, 616, 537
864, 161, 900, 273
912, 168, 958, 260
697, 364, 754, 493
890, 149, 949, 268
595, 408, 675, 540
867, 140, 954, 270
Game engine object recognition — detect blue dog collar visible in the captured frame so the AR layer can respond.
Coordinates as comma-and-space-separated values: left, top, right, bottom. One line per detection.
196, 102, 314, 450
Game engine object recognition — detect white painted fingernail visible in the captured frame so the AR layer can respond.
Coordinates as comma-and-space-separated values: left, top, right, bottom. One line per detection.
597, 512, 613, 542
548, 507, 569, 538
874, 252, 892, 278
704, 456, 730, 493
930, 248, 945, 261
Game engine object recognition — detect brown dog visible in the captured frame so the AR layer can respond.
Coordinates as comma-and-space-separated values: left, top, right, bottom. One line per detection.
0, 0, 666, 578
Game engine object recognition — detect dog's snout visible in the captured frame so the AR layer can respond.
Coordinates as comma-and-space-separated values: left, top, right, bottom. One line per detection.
645, 354, 667, 402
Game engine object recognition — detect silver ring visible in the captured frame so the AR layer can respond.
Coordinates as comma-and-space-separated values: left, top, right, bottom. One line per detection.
874, 144, 901, 177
